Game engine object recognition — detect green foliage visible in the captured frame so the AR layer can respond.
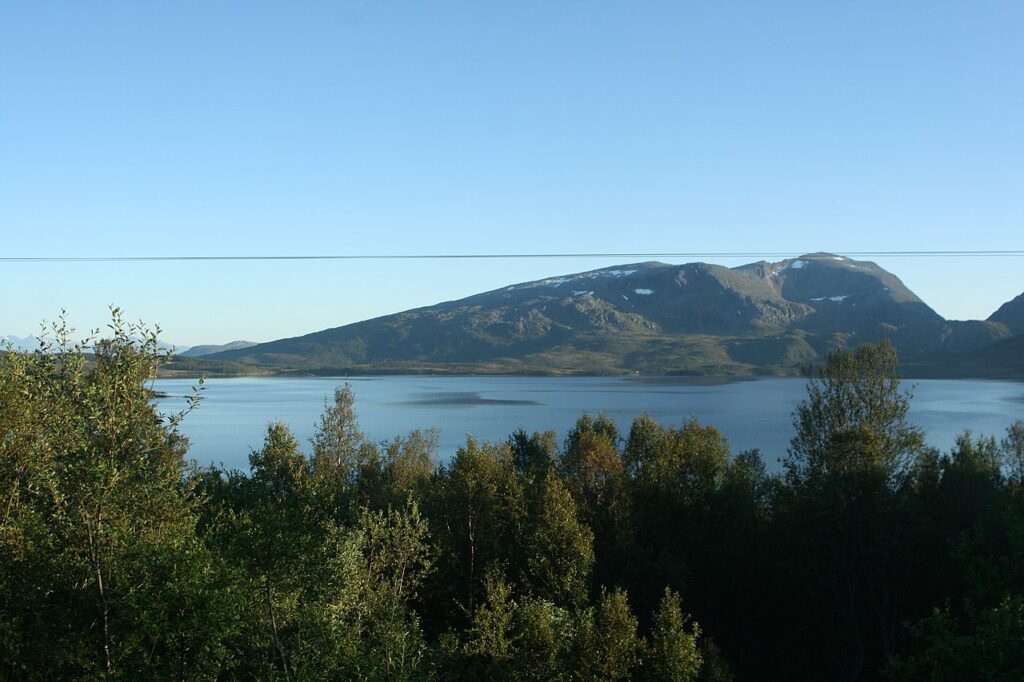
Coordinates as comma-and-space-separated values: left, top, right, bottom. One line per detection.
772, 342, 933, 678
311, 383, 376, 490
319, 503, 434, 680
559, 412, 632, 594
575, 588, 641, 681
378, 428, 438, 502
565, 412, 620, 456
623, 415, 734, 628
0, 310, 225, 677
6, 311, 1024, 680
787, 341, 925, 486
560, 412, 625, 519
508, 428, 558, 480
1002, 420, 1024, 486
457, 567, 517, 669
512, 597, 574, 681
234, 422, 320, 678
522, 471, 594, 607
442, 567, 577, 681
627, 415, 729, 503
643, 588, 703, 682
424, 437, 525, 620
885, 596, 1024, 681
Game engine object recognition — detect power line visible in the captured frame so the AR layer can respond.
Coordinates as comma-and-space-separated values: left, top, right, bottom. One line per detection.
3, 250, 1024, 263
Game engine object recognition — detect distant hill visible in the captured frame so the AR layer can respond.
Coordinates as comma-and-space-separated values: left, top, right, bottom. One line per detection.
905, 335, 1024, 380
1, 336, 41, 352
4, 334, 182, 354
179, 340, 259, 357
203, 253, 1020, 377
989, 292, 1024, 336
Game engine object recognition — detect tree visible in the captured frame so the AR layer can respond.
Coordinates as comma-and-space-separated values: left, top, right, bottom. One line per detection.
562, 414, 624, 503
786, 341, 925, 487
381, 428, 438, 497
700, 450, 774, 672
933, 432, 1016, 607
359, 428, 439, 510
1002, 420, 1024, 487
560, 413, 629, 592
424, 437, 525, 622
626, 415, 729, 505
236, 422, 320, 679
320, 503, 434, 680
311, 384, 376, 491
574, 588, 641, 681
508, 428, 558, 481
204, 421, 437, 680
522, 471, 594, 607
451, 566, 518, 679
884, 596, 1024, 681
623, 416, 730, 626
0, 310, 227, 677
564, 412, 620, 457
511, 597, 573, 681
443, 570, 575, 682
776, 342, 927, 678
643, 587, 703, 681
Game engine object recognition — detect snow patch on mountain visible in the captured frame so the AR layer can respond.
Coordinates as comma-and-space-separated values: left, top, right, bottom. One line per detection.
526, 268, 645, 290
776, 259, 808, 274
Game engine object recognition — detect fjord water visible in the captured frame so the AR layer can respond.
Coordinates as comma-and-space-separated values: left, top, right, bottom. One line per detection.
154, 376, 1024, 472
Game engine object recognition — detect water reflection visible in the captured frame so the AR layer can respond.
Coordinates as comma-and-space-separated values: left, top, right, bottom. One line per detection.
154, 376, 1024, 473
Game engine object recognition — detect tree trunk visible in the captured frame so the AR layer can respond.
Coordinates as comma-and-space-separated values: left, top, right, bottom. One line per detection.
264, 572, 290, 680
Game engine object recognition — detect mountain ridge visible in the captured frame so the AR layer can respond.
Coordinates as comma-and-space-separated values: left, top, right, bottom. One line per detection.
989, 292, 1024, 336
198, 253, 1021, 377
179, 340, 259, 357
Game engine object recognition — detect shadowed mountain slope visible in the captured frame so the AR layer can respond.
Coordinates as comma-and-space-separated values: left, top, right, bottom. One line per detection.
179, 341, 259, 357
989, 291, 1024, 336
204, 254, 1020, 376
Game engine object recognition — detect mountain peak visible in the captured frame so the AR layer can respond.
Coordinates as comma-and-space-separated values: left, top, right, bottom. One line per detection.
989, 291, 1024, 335
179, 340, 260, 358
202, 253, 983, 375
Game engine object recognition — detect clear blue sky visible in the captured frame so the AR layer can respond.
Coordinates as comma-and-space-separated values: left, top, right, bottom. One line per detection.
2, 1, 1021, 346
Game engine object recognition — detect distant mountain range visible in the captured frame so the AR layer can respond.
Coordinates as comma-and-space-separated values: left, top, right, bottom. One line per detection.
178, 341, 259, 357
2, 335, 182, 354
1, 336, 42, 352
186, 253, 1024, 378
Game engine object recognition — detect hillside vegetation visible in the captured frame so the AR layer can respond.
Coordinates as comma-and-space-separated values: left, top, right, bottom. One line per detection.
3, 314, 1024, 679
200, 254, 1022, 378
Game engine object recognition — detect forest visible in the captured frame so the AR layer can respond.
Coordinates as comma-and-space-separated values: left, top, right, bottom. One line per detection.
2, 313, 1023, 680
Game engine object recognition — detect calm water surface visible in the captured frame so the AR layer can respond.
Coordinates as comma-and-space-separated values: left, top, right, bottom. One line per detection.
154, 376, 1024, 472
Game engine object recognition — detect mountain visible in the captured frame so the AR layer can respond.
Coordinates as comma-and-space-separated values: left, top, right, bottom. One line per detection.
200, 253, 1020, 376
989, 292, 1024, 335
904, 334, 1024, 379
1, 335, 41, 352
3, 335, 182, 354
179, 340, 259, 357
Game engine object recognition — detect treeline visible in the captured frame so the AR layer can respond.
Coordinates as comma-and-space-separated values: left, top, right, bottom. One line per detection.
2, 313, 1023, 680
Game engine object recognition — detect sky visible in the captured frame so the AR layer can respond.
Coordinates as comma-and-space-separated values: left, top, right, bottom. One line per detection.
1, 1, 1022, 346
